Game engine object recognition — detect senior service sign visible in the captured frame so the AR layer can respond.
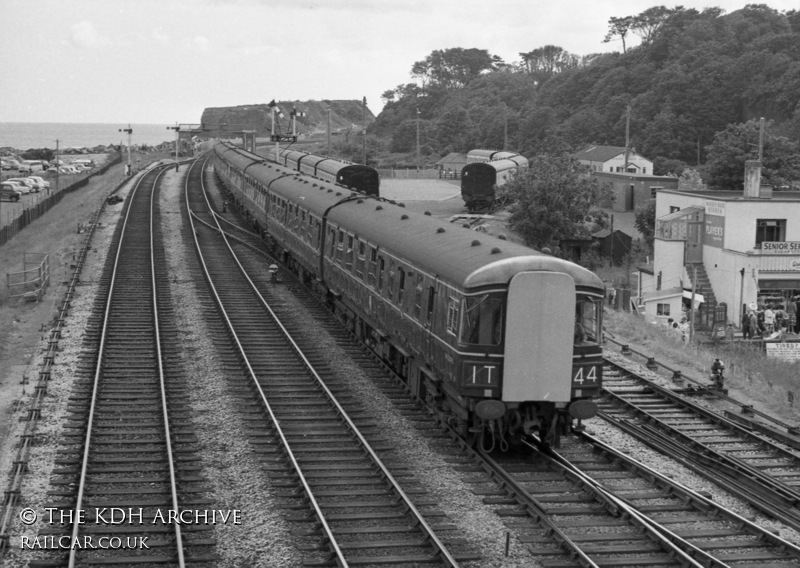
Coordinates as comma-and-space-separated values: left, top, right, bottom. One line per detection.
762, 241, 800, 254
704, 200, 725, 248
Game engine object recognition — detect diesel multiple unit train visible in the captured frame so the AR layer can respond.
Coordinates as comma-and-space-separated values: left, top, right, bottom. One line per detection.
212, 140, 604, 448
461, 149, 529, 212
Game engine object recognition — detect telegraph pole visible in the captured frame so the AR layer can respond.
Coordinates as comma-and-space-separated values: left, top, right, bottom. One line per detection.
326, 106, 331, 156
416, 108, 420, 172
54, 139, 59, 194
362, 96, 367, 165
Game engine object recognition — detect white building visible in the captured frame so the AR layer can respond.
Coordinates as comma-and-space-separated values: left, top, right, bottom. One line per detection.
640, 162, 800, 328
576, 145, 653, 175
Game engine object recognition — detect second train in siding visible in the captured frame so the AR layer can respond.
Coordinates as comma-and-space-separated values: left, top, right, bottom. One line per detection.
461, 149, 528, 212
213, 140, 603, 448
274, 147, 380, 196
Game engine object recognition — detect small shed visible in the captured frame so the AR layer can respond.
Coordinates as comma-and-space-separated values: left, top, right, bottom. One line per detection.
592, 228, 632, 265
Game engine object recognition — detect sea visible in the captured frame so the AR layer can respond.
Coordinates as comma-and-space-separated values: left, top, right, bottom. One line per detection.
0, 122, 180, 151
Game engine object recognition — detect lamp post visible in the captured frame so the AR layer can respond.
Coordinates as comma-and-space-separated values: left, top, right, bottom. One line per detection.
167, 124, 180, 171
118, 125, 133, 175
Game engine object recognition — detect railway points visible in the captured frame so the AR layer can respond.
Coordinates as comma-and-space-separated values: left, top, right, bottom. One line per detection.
1, 149, 800, 566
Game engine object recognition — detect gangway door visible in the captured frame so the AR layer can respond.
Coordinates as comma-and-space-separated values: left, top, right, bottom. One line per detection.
502, 272, 574, 402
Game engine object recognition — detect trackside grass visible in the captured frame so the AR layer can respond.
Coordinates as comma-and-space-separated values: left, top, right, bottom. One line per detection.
604, 308, 800, 425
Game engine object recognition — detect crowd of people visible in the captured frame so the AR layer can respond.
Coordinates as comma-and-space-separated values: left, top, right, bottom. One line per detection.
740, 296, 800, 341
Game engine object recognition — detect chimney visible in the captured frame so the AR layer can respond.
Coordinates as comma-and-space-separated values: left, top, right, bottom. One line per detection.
744, 159, 761, 198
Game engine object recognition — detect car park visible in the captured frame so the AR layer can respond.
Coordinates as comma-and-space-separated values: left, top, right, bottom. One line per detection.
5, 178, 36, 193
2, 158, 22, 171
23, 177, 47, 191
0, 183, 22, 202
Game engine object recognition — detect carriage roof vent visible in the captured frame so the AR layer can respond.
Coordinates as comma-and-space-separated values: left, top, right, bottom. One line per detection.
491, 247, 502, 254
336, 192, 342, 196
376, 205, 383, 211
462, 223, 471, 228
498, 234, 507, 240
327, 189, 333, 193
471, 240, 481, 246
436, 227, 445, 233
357, 199, 364, 204
424, 211, 431, 216
401, 214, 409, 220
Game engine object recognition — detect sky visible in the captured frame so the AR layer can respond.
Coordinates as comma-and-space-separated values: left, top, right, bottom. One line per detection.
2, 0, 798, 125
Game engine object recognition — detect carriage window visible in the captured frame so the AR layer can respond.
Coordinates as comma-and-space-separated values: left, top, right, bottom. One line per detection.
575, 295, 601, 344
397, 268, 406, 305
345, 235, 354, 270
460, 294, 503, 346
426, 287, 436, 324
356, 241, 365, 278
377, 257, 385, 290
446, 298, 460, 335
414, 285, 423, 320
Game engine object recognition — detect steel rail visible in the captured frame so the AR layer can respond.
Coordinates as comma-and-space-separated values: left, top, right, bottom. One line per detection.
579, 429, 800, 557
187, 156, 460, 567
599, 381, 800, 513
67, 165, 185, 568
604, 334, 800, 435
528, 440, 716, 568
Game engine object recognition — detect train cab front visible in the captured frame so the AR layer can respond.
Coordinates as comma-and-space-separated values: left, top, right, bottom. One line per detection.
569, 292, 604, 427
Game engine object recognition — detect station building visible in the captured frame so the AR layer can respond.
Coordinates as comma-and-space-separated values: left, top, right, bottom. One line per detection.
639, 161, 800, 327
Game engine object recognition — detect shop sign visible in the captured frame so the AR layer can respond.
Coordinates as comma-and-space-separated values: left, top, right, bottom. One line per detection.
705, 200, 725, 216
762, 241, 800, 254
705, 214, 724, 248
766, 342, 800, 362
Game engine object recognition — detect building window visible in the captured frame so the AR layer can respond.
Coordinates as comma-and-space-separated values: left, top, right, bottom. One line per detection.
669, 206, 680, 214
755, 219, 786, 248
650, 186, 663, 199
657, 303, 670, 316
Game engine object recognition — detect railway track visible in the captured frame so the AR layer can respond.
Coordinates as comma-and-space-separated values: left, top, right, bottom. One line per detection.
600, 357, 800, 533
33, 165, 216, 566
481, 434, 800, 567
193, 157, 800, 564
184, 157, 472, 566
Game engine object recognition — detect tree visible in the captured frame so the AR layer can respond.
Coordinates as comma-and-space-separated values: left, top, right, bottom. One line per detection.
634, 199, 657, 250
503, 153, 614, 250
411, 48, 499, 90
518, 45, 580, 84
604, 16, 635, 53
705, 119, 800, 190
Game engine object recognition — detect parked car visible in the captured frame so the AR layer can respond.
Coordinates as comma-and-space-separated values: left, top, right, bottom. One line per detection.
27, 175, 51, 190
2, 180, 29, 195
1, 183, 22, 202
23, 177, 47, 191
20, 160, 45, 173
5, 178, 36, 193
2, 158, 22, 171
72, 159, 95, 169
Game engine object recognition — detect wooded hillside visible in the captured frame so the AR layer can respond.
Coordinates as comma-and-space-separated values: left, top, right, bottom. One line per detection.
372, 5, 800, 180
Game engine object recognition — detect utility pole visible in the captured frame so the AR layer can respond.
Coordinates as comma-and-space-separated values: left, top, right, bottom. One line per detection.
758, 116, 765, 161
689, 265, 697, 341
503, 105, 508, 151
326, 106, 331, 156
362, 96, 367, 165
623, 104, 631, 172
416, 108, 420, 172
54, 139, 59, 194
